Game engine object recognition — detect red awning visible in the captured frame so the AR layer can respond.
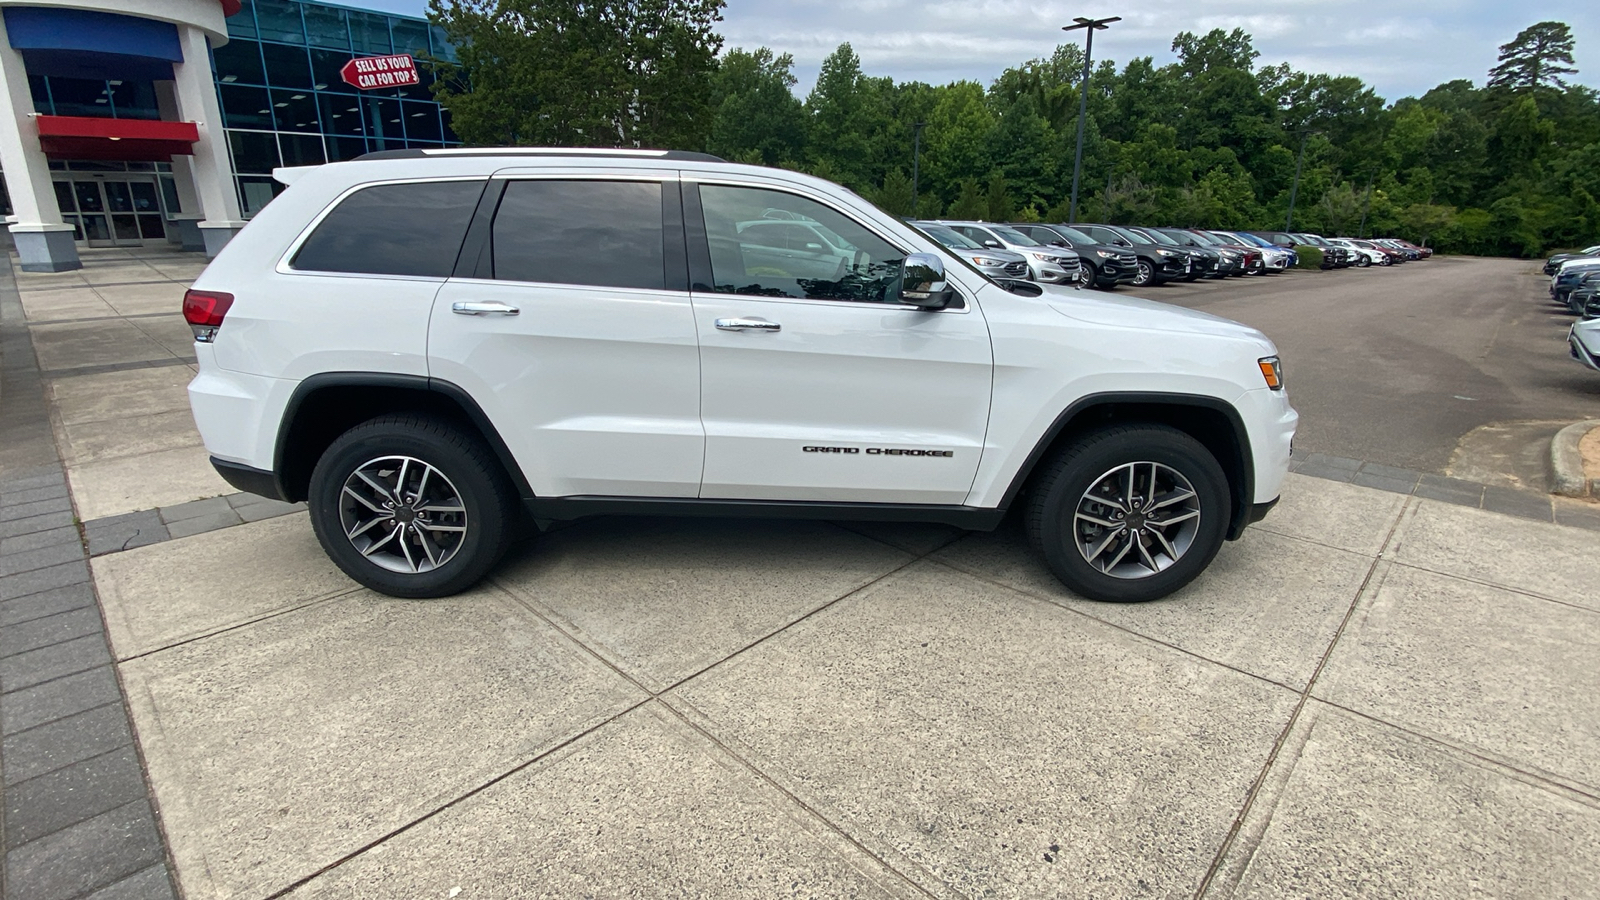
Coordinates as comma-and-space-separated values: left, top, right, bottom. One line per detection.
35, 115, 200, 162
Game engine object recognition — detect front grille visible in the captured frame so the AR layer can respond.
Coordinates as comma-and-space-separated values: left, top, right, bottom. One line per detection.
1118, 253, 1136, 266
1002, 261, 1028, 277
1052, 256, 1080, 271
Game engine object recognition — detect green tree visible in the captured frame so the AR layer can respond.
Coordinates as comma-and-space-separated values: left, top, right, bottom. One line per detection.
1487, 21, 1577, 91
947, 177, 987, 219
805, 43, 875, 188
429, 0, 724, 148
869, 168, 914, 216
708, 48, 806, 166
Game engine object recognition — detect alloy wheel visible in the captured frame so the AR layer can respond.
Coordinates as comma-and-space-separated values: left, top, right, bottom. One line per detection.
339, 455, 469, 574
1071, 461, 1201, 580
1133, 261, 1153, 286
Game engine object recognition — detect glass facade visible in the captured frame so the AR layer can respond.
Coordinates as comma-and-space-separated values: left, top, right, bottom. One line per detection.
214, 0, 460, 215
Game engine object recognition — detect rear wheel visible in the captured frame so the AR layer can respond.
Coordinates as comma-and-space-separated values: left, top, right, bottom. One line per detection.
309, 415, 518, 598
1026, 425, 1230, 603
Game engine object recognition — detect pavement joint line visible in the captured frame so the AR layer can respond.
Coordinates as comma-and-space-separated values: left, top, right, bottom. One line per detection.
653, 697, 945, 900
1191, 496, 1414, 900
923, 554, 1306, 695
111, 588, 363, 665
24, 311, 183, 327
37, 356, 195, 380
361, 548, 955, 899
258, 692, 662, 900
1303, 698, 1600, 806
0, 697, 125, 753
1376, 558, 1600, 617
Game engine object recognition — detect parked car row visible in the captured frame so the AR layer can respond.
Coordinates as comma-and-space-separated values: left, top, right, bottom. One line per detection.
1539, 245, 1600, 373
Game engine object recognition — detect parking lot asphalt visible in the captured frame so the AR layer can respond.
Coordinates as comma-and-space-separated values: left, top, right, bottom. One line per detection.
3, 249, 1599, 900
1145, 258, 1600, 484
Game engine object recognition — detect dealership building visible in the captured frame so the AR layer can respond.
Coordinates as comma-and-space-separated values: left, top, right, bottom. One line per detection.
0, 0, 459, 271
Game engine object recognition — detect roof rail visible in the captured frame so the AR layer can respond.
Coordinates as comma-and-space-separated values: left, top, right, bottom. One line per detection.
353, 147, 727, 163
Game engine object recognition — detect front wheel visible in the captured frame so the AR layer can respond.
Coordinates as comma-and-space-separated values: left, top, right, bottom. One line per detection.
1077, 262, 1097, 288
1132, 260, 1154, 287
308, 415, 518, 598
1026, 425, 1230, 603
1356, 255, 1371, 268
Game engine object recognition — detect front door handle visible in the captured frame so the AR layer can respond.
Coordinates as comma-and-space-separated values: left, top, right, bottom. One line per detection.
452, 301, 520, 317
715, 317, 780, 332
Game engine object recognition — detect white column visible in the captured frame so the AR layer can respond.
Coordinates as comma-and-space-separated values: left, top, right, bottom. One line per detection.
170, 22, 244, 257
154, 80, 205, 250
0, 13, 79, 270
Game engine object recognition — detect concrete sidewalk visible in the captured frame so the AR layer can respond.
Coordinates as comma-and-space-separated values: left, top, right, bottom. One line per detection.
2, 248, 1598, 899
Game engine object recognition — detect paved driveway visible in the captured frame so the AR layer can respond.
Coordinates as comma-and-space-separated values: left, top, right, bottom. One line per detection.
85, 475, 1600, 899
3, 249, 1598, 899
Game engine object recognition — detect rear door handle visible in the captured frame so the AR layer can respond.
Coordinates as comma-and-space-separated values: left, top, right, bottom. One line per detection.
452, 301, 520, 317
714, 317, 780, 332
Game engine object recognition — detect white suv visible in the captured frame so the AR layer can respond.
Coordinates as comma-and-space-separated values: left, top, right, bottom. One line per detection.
185, 148, 1297, 603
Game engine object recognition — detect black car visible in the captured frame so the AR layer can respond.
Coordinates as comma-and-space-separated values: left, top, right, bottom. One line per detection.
1007, 223, 1137, 289
1545, 245, 1600, 276
1126, 226, 1216, 280
1160, 228, 1249, 277
1074, 223, 1191, 286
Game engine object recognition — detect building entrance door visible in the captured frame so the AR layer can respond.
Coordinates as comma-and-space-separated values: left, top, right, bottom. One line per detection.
53, 177, 167, 246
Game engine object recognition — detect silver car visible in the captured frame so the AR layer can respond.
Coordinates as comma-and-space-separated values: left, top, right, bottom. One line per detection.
934, 221, 1082, 284
911, 221, 1031, 281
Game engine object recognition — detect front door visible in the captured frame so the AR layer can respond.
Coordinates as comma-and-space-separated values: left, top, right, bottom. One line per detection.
688, 181, 994, 505
54, 178, 166, 246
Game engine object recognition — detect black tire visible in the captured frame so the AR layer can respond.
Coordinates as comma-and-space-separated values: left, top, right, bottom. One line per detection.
1077, 262, 1097, 288
308, 414, 518, 598
1025, 425, 1230, 603
1356, 255, 1370, 268
1132, 260, 1154, 287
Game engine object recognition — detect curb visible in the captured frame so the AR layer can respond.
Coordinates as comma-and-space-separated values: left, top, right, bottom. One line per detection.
1550, 420, 1600, 497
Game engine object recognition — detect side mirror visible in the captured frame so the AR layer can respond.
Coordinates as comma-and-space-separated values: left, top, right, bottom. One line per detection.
983, 239, 1002, 249
899, 253, 955, 310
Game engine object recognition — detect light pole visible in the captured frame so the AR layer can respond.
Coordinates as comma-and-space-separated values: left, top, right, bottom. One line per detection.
1285, 128, 1319, 231
911, 121, 926, 217
1062, 15, 1119, 223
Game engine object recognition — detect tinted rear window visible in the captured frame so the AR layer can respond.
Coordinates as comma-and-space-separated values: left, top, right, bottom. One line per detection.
292, 180, 483, 277
491, 180, 665, 290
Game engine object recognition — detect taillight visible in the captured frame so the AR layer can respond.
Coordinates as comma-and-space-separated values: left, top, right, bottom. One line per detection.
183, 290, 234, 343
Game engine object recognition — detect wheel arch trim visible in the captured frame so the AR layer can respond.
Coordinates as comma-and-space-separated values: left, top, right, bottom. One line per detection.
996, 391, 1257, 540
273, 372, 534, 503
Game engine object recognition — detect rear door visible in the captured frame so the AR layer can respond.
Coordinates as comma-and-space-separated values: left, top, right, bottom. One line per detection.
428, 171, 705, 498
686, 179, 994, 505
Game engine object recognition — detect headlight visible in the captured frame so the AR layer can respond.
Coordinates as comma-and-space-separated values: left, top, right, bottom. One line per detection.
1029, 252, 1059, 263
972, 256, 1005, 267
1258, 356, 1284, 391
1155, 249, 1177, 257
1095, 250, 1114, 259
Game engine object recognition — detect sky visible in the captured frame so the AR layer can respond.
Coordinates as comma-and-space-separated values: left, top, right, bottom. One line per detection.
360, 1, 1598, 104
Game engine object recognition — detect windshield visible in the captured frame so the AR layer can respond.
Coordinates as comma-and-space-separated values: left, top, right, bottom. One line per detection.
1137, 228, 1180, 246
917, 223, 982, 250
1185, 230, 1222, 246
990, 225, 1041, 246
1232, 232, 1270, 248
1049, 225, 1097, 245
1105, 225, 1152, 245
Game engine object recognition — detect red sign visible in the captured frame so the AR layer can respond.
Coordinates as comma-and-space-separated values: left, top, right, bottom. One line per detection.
340, 54, 420, 90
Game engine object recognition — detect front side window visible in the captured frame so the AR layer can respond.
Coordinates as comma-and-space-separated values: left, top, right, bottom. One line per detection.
292, 179, 482, 277
699, 184, 904, 303
491, 180, 665, 290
